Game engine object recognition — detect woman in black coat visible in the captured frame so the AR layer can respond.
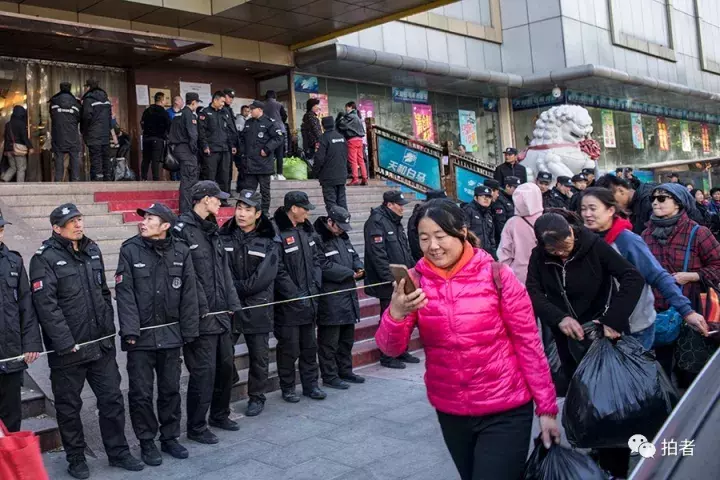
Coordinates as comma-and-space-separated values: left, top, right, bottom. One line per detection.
2, 105, 33, 182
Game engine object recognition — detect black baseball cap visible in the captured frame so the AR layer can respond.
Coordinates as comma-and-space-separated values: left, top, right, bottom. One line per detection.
50, 203, 82, 227
191, 180, 230, 201
284, 191, 315, 211
426, 189, 447, 200
474, 186, 492, 197
503, 147, 518, 155
505, 176, 521, 187
249, 100, 265, 110
536, 171, 552, 183
136, 203, 176, 224
483, 179, 501, 190
237, 189, 261, 209
328, 205, 352, 232
557, 176, 573, 187
383, 190, 409, 206
185, 92, 202, 104
0, 209, 11, 227
222, 88, 235, 98
572, 174, 587, 183
581, 168, 595, 176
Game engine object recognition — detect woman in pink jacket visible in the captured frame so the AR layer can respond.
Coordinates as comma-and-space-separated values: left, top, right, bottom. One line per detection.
497, 182, 544, 284
376, 200, 560, 480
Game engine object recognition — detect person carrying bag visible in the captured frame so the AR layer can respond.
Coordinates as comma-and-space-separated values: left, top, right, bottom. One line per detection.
0, 420, 49, 480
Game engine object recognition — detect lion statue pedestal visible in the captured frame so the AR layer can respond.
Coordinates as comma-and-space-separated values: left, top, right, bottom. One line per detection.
519, 105, 601, 179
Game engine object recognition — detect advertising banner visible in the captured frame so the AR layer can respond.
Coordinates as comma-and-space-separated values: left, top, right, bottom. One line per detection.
412, 103, 435, 143
377, 136, 441, 190
680, 121, 692, 152
601, 109, 616, 148
458, 109, 478, 152
358, 99, 374, 146
657, 117, 670, 152
631, 113, 644, 149
294, 75, 319, 93
701, 124, 711, 153
393, 87, 429, 104
455, 166, 491, 204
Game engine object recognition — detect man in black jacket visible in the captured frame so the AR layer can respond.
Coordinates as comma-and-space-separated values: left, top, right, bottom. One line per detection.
314, 206, 366, 390
0, 212, 42, 433
543, 176, 572, 210
273, 191, 327, 402
408, 189, 448, 263
30, 204, 143, 479
493, 176, 520, 242
364, 191, 419, 369
462, 185, 497, 258
81, 78, 112, 181
263, 90, 288, 180
168, 93, 202, 214
222, 89, 241, 193
337, 102, 367, 186
493, 147, 527, 186
199, 91, 237, 197
313, 116, 348, 213
238, 100, 284, 214
568, 174, 589, 212
219, 190, 279, 417
141, 91, 171, 181
115, 203, 199, 466
596, 174, 657, 235
50, 82, 82, 181
172, 181, 242, 445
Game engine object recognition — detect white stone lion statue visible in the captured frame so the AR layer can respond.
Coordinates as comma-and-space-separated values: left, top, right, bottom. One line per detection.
519, 105, 600, 179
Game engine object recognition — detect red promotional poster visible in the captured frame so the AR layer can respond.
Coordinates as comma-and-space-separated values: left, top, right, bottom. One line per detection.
657, 117, 670, 152
701, 124, 711, 153
412, 104, 435, 143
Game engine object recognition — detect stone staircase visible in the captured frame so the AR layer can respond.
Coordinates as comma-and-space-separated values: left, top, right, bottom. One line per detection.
0, 179, 421, 452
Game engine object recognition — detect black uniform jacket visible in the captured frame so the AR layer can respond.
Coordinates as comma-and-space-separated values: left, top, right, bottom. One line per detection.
115, 235, 199, 351
462, 201, 497, 258
312, 127, 348, 185
543, 188, 570, 210
238, 115, 284, 175
407, 204, 423, 263
81, 88, 112, 146
199, 105, 236, 153
0, 244, 42, 375
313, 217, 363, 326
172, 211, 242, 335
30, 234, 115, 369
491, 193, 513, 246
219, 214, 279, 334
168, 106, 199, 153
49, 91, 81, 151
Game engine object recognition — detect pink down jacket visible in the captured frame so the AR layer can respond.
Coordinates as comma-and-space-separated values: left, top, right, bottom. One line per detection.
375, 249, 558, 417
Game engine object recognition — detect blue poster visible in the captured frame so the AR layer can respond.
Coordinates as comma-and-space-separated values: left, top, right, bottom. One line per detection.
293, 75, 319, 93
392, 87, 429, 104
455, 166, 491, 204
377, 136, 441, 190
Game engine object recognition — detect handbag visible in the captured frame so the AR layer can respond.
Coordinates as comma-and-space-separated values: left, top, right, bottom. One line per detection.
654, 224, 700, 347
162, 143, 180, 173
9, 130, 27, 157
699, 284, 720, 342
0, 420, 49, 480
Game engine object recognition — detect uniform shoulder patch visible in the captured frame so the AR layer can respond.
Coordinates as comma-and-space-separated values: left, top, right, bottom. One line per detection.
32, 280, 44, 292
174, 222, 185, 232
35, 245, 48, 255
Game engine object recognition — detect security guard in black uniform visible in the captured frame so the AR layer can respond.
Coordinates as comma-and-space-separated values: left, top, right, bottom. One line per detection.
30, 204, 143, 479
273, 191, 327, 403
219, 189, 279, 417
543, 176, 573, 209
115, 203, 199, 466
172, 181, 242, 445
568, 173, 589, 212
536, 171, 553, 195
483, 179, 505, 246
0, 211, 42, 433
314, 206, 366, 390
222, 88, 240, 192
238, 100, 284, 215
199, 91, 237, 197
461, 185, 497, 258
492, 176, 520, 243
168, 92, 202, 214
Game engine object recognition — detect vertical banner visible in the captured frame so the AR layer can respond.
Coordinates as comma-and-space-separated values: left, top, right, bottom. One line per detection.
358, 99, 375, 146
657, 117, 670, 151
701, 124, 711, 153
601, 109, 616, 148
309, 93, 329, 118
631, 113, 645, 149
680, 121, 692, 152
458, 109, 478, 152
412, 103, 435, 142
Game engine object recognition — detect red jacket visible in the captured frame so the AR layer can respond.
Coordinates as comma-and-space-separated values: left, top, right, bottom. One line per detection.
375, 248, 558, 417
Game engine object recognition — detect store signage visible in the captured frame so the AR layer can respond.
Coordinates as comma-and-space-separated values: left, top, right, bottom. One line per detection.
601, 110, 616, 148
458, 110, 478, 152
180, 81, 212, 106
358, 99, 374, 120
701, 124, 711, 153
631, 114, 644, 149
294, 75, 319, 93
657, 117, 670, 152
309, 93, 329, 118
512, 92, 565, 110
377, 136, 441, 190
680, 121, 692, 152
393, 87, 429, 104
455, 166, 491, 204
412, 104, 435, 142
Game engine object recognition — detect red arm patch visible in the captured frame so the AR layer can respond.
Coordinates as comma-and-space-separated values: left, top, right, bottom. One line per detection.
32, 280, 43, 292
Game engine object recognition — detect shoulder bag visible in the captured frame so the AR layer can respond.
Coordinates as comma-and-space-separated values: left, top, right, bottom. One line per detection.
9, 130, 27, 157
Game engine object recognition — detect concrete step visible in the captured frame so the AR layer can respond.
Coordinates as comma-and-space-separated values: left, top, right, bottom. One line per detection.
84, 225, 140, 240
21, 414, 62, 453
9, 203, 111, 217
23, 213, 125, 229
0, 181, 179, 196
0, 194, 96, 206
21, 385, 46, 420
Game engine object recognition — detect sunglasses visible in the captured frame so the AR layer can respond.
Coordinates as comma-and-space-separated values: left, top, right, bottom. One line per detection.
652, 195, 671, 203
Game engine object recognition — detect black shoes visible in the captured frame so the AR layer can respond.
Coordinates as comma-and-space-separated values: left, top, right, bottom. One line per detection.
398, 352, 421, 363
380, 357, 406, 369
140, 440, 162, 467
282, 390, 301, 403
161, 439, 189, 459
109, 453, 144, 472
209, 418, 240, 431
341, 373, 366, 384
67, 456, 90, 479
187, 429, 219, 444
303, 387, 327, 400
324, 378, 350, 390
246, 400, 265, 417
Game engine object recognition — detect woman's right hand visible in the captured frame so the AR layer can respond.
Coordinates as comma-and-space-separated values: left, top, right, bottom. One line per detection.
558, 316, 584, 340
684, 311, 709, 336
388, 278, 428, 321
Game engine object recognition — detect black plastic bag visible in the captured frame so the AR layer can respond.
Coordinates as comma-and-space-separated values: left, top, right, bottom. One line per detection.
567, 322, 604, 363
163, 145, 180, 173
563, 336, 678, 449
541, 324, 570, 397
523, 437, 606, 480
111, 157, 136, 181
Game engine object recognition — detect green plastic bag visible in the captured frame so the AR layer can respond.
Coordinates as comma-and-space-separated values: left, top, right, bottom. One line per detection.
283, 157, 308, 180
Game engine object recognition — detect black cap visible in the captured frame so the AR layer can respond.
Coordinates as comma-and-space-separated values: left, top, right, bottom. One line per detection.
503, 147, 518, 155
615, 167, 624, 173
536, 171, 552, 183
474, 186, 492, 197
50, 203, 82, 227
237, 189, 261, 209
670, 172, 680, 178
136, 203, 176, 224
249, 100, 265, 110
425, 189, 447, 200
483, 179, 501, 190
0, 209, 11, 227
328, 205, 352, 232
557, 176, 573, 187
191, 180, 230, 201
505, 176, 521, 187
222, 88, 235, 98
284, 191, 315, 211
321, 116, 334, 130
383, 190, 409, 206
572, 174, 587, 183
581, 168, 595, 176
185, 92, 202, 104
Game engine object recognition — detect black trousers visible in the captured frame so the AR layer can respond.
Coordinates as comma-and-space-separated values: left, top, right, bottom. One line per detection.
274, 324, 319, 392
317, 324, 355, 382
141, 137, 164, 181
87, 144, 111, 181
50, 348, 129, 461
183, 332, 234, 435
321, 184, 348, 214
437, 402, 533, 480
53, 150, 81, 182
240, 174, 271, 214
274, 144, 285, 175
0, 371, 23, 432
202, 151, 231, 194
127, 348, 182, 442
378, 298, 408, 362
245, 333, 270, 402
175, 144, 199, 214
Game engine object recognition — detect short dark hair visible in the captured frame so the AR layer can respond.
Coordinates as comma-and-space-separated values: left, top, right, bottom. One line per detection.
212, 91, 225, 101
414, 199, 480, 249
306, 98, 320, 111
596, 174, 630, 190
710, 187, 720, 196
154, 91, 165, 102
534, 210, 583, 251
346, 101, 357, 110
265, 90, 277, 99
60, 82, 72, 93
85, 78, 99, 90
240, 104, 249, 110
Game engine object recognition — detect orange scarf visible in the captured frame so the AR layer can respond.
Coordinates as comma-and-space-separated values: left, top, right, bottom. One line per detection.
426, 242, 475, 280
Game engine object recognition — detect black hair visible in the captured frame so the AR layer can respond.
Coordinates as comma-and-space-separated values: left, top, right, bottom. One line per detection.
534, 210, 582, 250
60, 82, 72, 93
212, 91, 225, 101
581, 187, 629, 218
691, 189, 704, 201
686, 183, 695, 189
306, 98, 320, 111
265, 90, 277, 99
670, 173, 680, 178
596, 174, 630, 190
414, 199, 480, 248
240, 104, 249, 110
85, 78, 99, 90
345, 101, 357, 110
154, 91, 165, 102
710, 187, 720, 196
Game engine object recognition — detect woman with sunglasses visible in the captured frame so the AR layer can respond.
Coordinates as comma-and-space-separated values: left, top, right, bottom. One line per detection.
641, 183, 719, 388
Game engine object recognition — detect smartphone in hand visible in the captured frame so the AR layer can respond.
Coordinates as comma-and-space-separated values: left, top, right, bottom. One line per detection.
389, 264, 417, 295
